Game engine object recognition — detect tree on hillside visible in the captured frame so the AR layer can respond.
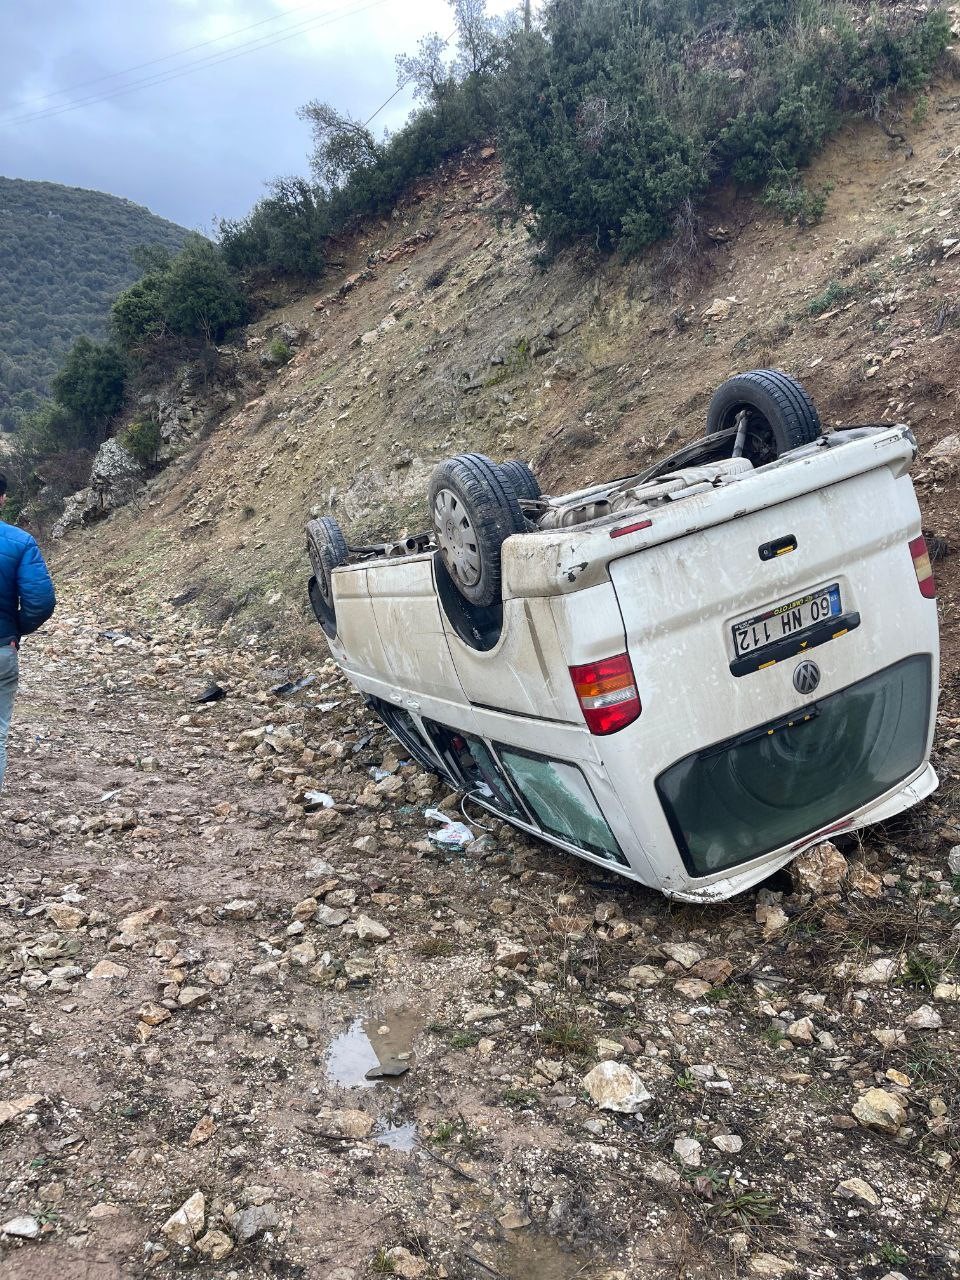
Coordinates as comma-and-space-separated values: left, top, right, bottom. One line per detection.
158, 236, 246, 340
111, 271, 168, 350
51, 337, 126, 433
396, 32, 453, 105
297, 102, 381, 193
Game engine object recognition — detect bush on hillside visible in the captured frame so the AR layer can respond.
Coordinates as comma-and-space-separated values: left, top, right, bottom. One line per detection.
112, 234, 246, 350
120, 417, 163, 467
157, 237, 246, 340
219, 178, 330, 276
497, 0, 950, 255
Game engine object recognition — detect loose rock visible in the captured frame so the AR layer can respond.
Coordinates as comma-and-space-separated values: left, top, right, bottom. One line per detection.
582, 1061, 652, 1113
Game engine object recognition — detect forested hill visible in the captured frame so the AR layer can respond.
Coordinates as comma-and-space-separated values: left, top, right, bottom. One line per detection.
0, 177, 189, 429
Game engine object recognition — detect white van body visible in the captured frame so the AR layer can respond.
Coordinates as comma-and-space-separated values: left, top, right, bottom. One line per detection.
323, 425, 939, 901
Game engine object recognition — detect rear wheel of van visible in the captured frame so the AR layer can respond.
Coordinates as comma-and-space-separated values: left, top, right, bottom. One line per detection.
498, 460, 541, 503
429, 453, 523, 608
306, 516, 348, 637
706, 369, 821, 465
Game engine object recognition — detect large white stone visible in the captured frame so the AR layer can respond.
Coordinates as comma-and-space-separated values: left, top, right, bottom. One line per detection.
582, 1061, 652, 1114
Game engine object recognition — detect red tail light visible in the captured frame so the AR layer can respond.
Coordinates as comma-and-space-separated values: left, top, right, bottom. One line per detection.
569, 652, 641, 735
909, 535, 936, 599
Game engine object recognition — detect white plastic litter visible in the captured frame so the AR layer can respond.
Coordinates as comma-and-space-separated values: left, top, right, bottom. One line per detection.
304, 791, 335, 809
425, 807, 475, 849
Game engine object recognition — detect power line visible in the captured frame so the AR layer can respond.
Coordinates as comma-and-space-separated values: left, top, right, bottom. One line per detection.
2, 0, 390, 129
364, 28, 456, 128
8, 0, 322, 112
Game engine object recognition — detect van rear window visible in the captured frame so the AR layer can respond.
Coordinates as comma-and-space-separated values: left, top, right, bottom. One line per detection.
496, 746, 628, 866
656, 654, 932, 877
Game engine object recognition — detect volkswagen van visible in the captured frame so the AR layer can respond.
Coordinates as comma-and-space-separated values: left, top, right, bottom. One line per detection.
305, 370, 939, 901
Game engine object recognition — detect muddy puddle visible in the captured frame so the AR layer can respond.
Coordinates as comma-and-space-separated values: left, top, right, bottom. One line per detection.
325, 1006, 421, 1089
495, 1232, 595, 1280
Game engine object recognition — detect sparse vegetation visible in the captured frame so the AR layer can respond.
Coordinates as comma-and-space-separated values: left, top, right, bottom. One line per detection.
539, 1012, 592, 1056
371, 1248, 398, 1275
763, 172, 834, 226
806, 279, 856, 316
267, 338, 292, 367
710, 1188, 779, 1228
119, 418, 163, 468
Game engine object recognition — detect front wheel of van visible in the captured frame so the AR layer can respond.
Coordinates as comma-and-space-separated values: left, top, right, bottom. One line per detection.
429, 453, 523, 608
706, 369, 821, 465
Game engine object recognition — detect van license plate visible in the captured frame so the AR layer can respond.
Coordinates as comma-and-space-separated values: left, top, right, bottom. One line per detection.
733, 584, 842, 657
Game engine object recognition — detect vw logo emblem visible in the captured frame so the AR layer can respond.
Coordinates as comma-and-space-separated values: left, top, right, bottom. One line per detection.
793, 660, 821, 695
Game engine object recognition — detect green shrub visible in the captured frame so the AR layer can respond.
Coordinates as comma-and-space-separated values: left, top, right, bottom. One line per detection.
219, 177, 329, 276
267, 338, 292, 365
51, 337, 126, 430
763, 172, 833, 225
497, 0, 949, 255
120, 418, 162, 466
157, 236, 246, 341
112, 235, 246, 350
111, 271, 167, 349
806, 279, 855, 316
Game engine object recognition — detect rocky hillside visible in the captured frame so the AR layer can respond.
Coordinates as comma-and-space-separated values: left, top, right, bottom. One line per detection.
3, 64, 959, 1280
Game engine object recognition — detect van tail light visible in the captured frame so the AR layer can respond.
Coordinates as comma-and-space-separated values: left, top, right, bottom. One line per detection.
569, 652, 641, 736
909, 535, 936, 599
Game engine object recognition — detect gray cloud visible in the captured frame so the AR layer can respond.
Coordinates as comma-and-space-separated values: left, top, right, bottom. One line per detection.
0, 0, 516, 230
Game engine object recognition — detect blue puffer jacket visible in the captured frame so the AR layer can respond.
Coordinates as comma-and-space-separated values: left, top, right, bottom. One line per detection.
0, 520, 56, 640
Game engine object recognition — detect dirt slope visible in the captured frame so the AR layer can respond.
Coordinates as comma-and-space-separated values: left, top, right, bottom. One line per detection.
2, 69, 960, 1280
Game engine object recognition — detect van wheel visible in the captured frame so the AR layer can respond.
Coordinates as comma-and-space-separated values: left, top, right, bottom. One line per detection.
498, 460, 541, 503
428, 453, 522, 608
308, 573, 337, 639
706, 370, 821, 465
306, 516, 348, 637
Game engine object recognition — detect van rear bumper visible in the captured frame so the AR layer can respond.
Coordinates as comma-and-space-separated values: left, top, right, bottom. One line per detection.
665, 761, 938, 902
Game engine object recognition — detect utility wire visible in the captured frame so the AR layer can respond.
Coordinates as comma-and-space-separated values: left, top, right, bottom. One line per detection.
7, 0, 322, 112
3, 0, 390, 128
364, 27, 456, 128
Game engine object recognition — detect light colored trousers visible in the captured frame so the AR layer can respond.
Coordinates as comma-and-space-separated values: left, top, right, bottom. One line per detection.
0, 645, 18, 792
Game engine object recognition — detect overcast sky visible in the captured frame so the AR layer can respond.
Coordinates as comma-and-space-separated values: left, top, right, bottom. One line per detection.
0, 0, 519, 232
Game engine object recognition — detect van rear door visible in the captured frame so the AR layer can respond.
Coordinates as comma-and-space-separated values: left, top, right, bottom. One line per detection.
607, 451, 937, 878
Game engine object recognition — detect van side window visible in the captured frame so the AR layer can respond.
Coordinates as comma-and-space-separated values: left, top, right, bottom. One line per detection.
367, 698, 451, 782
421, 720, 526, 820
495, 746, 628, 866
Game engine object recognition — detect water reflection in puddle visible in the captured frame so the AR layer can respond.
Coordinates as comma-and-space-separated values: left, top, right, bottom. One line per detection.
325, 1007, 421, 1089
372, 1119, 418, 1151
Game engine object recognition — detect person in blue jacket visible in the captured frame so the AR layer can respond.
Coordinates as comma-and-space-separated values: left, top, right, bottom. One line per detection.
0, 472, 56, 792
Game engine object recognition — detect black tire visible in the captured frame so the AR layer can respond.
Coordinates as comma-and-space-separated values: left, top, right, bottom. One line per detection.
307, 573, 337, 640
706, 369, 821, 465
306, 516, 348, 638
428, 453, 522, 608
498, 460, 541, 503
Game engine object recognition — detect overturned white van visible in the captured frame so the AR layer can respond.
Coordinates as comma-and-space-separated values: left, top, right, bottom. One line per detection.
306, 370, 939, 901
